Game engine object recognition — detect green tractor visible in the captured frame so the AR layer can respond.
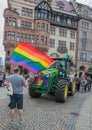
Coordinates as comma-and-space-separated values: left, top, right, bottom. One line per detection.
28, 58, 76, 102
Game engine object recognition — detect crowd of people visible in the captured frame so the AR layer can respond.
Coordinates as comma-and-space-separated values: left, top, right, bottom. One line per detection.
75, 71, 92, 93
0, 72, 8, 87
0, 68, 92, 125
0, 70, 30, 87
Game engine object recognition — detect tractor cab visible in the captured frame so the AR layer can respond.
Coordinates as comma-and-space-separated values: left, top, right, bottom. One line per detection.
49, 58, 74, 78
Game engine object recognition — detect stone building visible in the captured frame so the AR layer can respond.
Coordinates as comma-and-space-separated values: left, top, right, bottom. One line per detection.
71, 0, 92, 72
3, 0, 79, 73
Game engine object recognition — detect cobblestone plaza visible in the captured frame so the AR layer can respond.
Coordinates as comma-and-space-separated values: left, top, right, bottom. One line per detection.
0, 87, 91, 130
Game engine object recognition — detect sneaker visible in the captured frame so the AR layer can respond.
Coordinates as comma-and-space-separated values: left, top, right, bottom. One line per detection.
9, 119, 14, 125
19, 119, 25, 124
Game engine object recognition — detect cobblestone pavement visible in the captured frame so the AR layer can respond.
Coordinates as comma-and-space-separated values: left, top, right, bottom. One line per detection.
0, 88, 91, 130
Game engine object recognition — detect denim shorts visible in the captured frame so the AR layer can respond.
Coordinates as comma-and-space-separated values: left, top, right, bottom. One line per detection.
10, 94, 23, 109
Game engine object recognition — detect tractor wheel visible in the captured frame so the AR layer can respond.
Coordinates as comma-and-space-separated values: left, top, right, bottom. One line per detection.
55, 79, 68, 103
29, 84, 41, 98
70, 80, 76, 96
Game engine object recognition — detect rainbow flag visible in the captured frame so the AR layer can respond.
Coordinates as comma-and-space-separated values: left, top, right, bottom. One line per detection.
10, 42, 54, 73
82, 71, 86, 79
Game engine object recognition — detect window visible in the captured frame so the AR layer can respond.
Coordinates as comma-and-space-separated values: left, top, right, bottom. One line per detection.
22, 7, 33, 17
6, 17, 16, 26
12, 18, 16, 26
11, 32, 15, 40
81, 40, 86, 50
27, 34, 31, 42
37, 23, 40, 30
59, 29, 67, 37
70, 42, 74, 51
24, 34, 27, 41
80, 52, 87, 61
17, 33, 20, 41
40, 10, 48, 19
26, 8, 29, 16
58, 40, 66, 47
22, 7, 25, 16
31, 35, 34, 43
62, 17, 67, 25
50, 26, 55, 35
82, 31, 87, 39
41, 36, 44, 44
42, 23, 45, 31
8, 31, 11, 40
30, 9, 33, 17
71, 20, 76, 27
81, 21, 89, 29
83, 10, 88, 16
70, 31, 75, 38
35, 1, 51, 20
25, 22, 28, 28
9, 17, 12, 25
49, 39, 55, 48
21, 33, 24, 41
21, 21, 24, 28
29, 22, 32, 29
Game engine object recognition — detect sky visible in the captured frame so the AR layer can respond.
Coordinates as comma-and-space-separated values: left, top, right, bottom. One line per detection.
0, 0, 92, 63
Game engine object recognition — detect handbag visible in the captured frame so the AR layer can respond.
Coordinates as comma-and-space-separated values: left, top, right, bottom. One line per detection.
4, 80, 13, 95
3, 80, 8, 86
7, 82, 13, 96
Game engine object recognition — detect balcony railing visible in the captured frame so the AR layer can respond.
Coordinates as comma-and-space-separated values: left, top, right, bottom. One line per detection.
34, 43, 48, 52
57, 46, 67, 54
36, 16, 77, 29
50, 21, 77, 30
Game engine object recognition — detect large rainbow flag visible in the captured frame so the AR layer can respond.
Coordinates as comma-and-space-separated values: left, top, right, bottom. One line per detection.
10, 42, 54, 73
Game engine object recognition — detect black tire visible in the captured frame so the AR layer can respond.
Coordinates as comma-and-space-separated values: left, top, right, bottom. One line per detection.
29, 84, 41, 98
55, 79, 68, 103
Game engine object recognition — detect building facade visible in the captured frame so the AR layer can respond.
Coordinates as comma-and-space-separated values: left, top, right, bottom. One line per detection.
3, 0, 79, 73
71, 0, 92, 71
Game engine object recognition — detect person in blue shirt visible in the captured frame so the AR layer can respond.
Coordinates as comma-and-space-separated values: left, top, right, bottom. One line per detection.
7, 67, 29, 125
